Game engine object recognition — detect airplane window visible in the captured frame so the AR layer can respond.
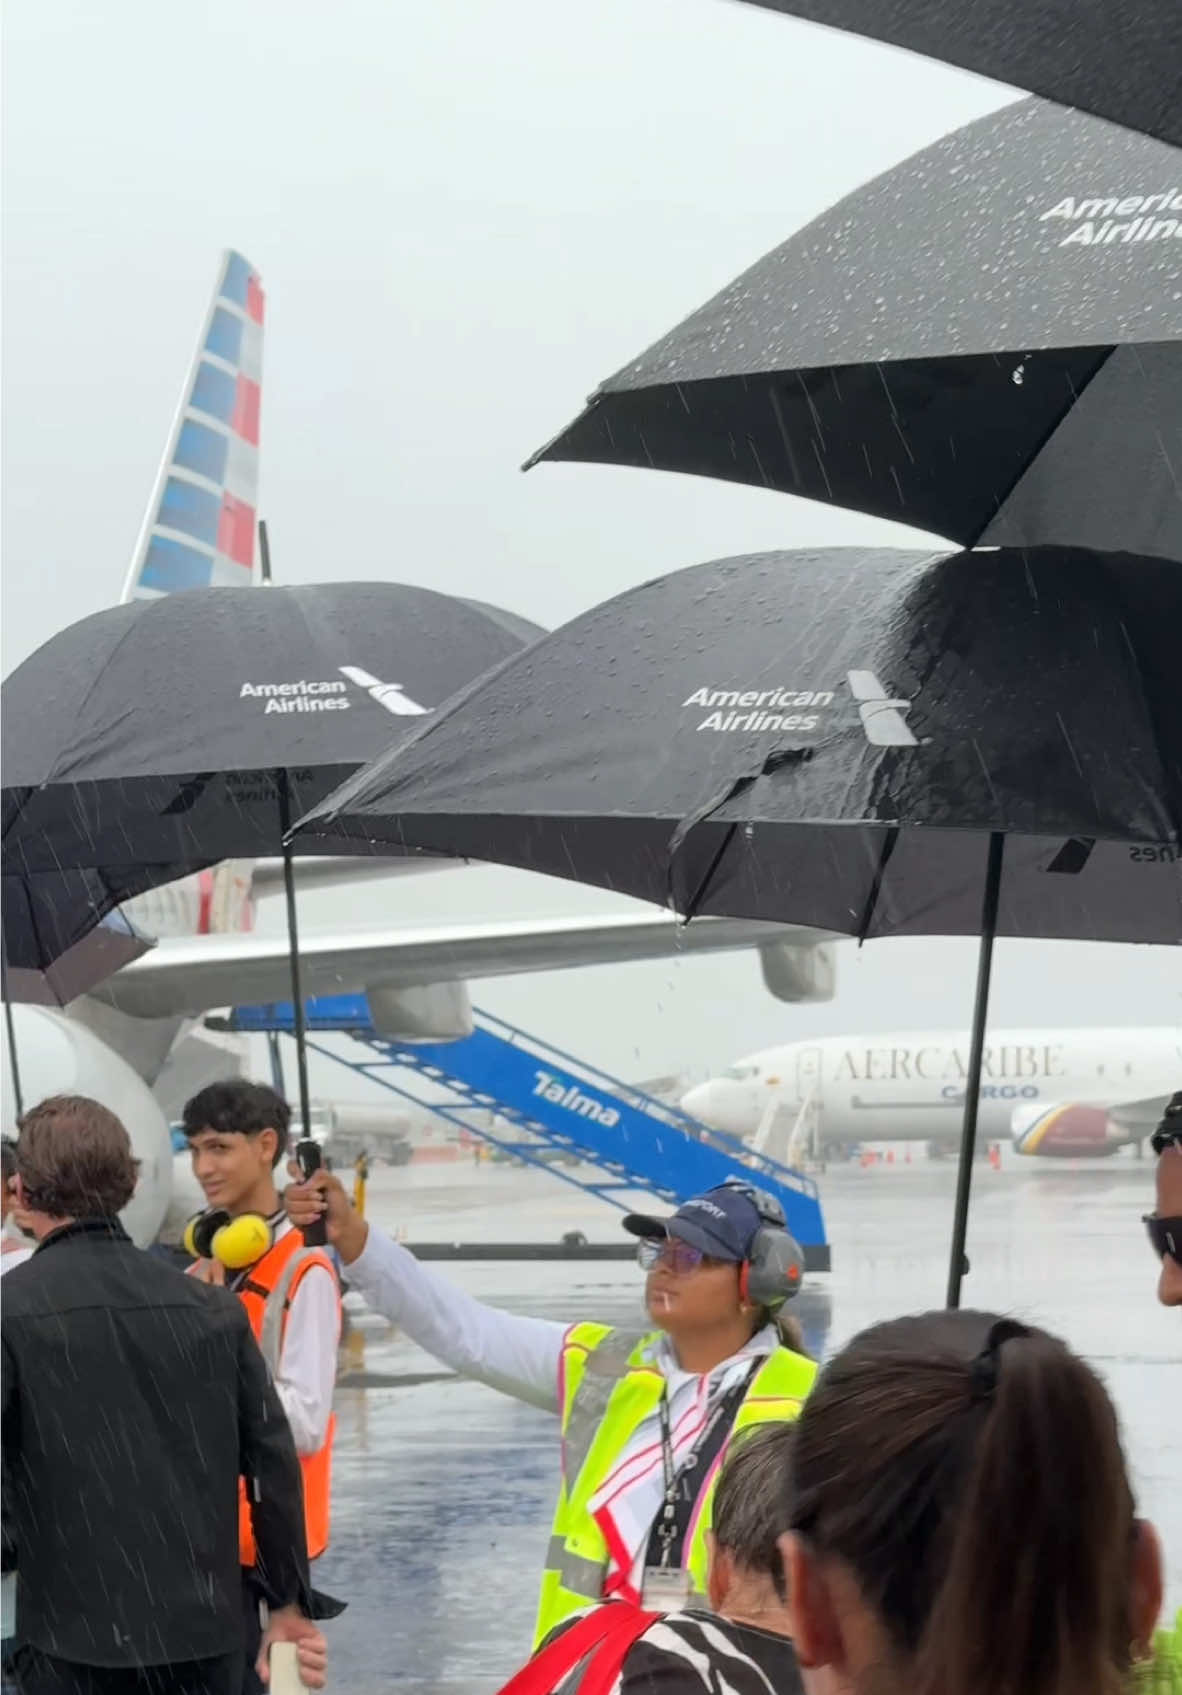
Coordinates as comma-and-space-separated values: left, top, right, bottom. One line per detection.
722, 1065, 755, 1080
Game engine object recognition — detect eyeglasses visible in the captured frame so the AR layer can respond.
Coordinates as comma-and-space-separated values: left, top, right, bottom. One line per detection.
1143, 1215, 1182, 1265
1150, 1093, 1182, 1155
637, 1237, 711, 1275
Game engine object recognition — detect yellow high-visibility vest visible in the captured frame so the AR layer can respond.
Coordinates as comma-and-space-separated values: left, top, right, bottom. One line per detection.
1145, 1609, 1182, 1694
534, 1323, 816, 1646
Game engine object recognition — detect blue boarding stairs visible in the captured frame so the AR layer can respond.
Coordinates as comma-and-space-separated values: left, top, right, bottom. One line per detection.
224, 995, 829, 1271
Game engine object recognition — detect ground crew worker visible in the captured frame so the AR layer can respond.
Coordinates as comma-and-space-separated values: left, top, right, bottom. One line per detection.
286, 1172, 816, 1642
182, 1081, 342, 1692
1148, 1090, 1182, 1308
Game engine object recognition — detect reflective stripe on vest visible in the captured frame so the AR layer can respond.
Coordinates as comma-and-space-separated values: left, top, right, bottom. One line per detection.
534, 1324, 817, 1646
237, 1229, 339, 1566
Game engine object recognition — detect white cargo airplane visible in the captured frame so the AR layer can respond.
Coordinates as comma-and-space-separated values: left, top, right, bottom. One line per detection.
3, 250, 835, 1244
680, 1028, 1181, 1159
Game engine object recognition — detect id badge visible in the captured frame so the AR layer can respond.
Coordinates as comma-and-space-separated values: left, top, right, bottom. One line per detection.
641, 1566, 693, 1610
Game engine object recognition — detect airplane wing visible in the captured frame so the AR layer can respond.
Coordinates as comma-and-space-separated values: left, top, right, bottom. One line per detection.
1107, 1094, 1174, 1131
91, 913, 837, 1019
249, 855, 465, 896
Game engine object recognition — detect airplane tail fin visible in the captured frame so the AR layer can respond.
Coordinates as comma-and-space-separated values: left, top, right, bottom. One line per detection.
121, 250, 265, 602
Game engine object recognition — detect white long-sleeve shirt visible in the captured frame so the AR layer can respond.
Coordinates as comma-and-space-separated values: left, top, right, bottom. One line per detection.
187, 1220, 339, 1455
267, 1219, 340, 1454
345, 1224, 780, 1594
347, 1224, 567, 1410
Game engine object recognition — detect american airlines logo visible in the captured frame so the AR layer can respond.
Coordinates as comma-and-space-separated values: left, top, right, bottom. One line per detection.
337, 666, 428, 716
683, 672, 917, 747
239, 667, 427, 717
845, 671, 917, 747
1039, 189, 1182, 249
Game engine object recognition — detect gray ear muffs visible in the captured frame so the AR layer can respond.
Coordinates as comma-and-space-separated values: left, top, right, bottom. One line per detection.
720, 1177, 805, 1308
744, 1224, 805, 1309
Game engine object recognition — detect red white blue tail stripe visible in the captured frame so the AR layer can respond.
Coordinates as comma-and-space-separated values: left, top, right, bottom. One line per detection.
122, 250, 264, 600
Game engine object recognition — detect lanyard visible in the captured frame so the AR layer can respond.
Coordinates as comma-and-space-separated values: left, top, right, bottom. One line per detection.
648, 1363, 758, 1571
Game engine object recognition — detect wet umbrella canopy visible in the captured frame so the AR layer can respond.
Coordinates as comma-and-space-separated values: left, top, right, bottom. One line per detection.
531, 100, 1182, 562
2, 870, 158, 1008
732, 0, 1182, 149
298, 544, 1182, 1305
295, 547, 1182, 944
2, 580, 541, 876
2, 580, 542, 1141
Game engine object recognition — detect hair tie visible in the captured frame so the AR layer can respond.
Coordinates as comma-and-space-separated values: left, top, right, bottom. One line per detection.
968, 1318, 1030, 1402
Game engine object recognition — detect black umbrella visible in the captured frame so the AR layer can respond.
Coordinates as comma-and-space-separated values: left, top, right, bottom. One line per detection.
2, 581, 543, 1142
296, 544, 1182, 1304
731, 0, 1182, 149
530, 99, 1182, 562
1, 882, 156, 1122
2, 869, 159, 1008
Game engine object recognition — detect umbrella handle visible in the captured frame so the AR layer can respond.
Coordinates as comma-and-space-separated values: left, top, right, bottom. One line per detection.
267, 1643, 309, 1695
294, 1137, 328, 1248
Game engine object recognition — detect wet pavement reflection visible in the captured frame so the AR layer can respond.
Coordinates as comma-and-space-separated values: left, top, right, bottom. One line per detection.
316, 1157, 1178, 1692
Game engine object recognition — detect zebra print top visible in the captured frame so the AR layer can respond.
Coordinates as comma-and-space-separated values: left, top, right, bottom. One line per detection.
551, 1608, 805, 1695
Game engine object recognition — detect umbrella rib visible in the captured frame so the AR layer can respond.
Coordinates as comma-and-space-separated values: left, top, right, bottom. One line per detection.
972, 346, 1115, 544
680, 822, 742, 923
667, 768, 765, 919
855, 828, 900, 943
39, 613, 156, 788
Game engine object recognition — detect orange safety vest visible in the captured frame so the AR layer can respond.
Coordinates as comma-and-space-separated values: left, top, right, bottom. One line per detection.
235, 1227, 339, 1565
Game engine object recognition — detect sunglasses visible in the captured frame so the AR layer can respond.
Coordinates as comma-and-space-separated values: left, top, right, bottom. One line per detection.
1143, 1215, 1182, 1265
637, 1237, 721, 1275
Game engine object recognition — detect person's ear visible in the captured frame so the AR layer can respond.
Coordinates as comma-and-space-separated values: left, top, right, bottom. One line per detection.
777, 1533, 843, 1670
1129, 1520, 1164, 1663
259, 1127, 278, 1168
705, 1532, 728, 1613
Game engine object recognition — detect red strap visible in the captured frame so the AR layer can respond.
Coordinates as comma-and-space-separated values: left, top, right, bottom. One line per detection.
495, 1605, 659, 1695
579, 1607, 662, 1695
496, 1608, 621, 1695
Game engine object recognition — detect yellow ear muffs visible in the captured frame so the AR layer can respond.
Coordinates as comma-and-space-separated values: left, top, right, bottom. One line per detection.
209, 1212, 275, 1270
182, 1209, 274, 1269
184, 1209, 230, 1260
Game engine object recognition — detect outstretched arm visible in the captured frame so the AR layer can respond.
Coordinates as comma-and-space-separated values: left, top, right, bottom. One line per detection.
286, 1173, 565, 1411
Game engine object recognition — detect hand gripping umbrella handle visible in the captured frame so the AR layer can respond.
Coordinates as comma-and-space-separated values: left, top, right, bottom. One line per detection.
294, 1138, 328, 1248
267, 1643, 309, 1695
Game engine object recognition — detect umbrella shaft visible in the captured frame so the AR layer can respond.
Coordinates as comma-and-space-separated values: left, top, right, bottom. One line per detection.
946, 832, 1005, 1309
3, 993, 24, 1121
277, 772, 312, 1139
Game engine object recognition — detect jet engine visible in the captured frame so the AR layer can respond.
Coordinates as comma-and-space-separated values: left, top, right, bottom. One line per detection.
1010, 1101, 1130, 1158
1, 1007, 173, 1245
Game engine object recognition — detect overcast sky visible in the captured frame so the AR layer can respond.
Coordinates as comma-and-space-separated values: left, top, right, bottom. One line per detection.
3, 0, 1178, 1087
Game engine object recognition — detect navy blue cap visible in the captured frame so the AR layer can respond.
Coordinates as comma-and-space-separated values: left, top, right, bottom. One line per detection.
1152, 1091, 1182, 1155
622, 1185, 763, 1262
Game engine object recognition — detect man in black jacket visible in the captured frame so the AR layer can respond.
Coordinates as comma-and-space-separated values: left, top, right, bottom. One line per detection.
1, 1095, 328, 1695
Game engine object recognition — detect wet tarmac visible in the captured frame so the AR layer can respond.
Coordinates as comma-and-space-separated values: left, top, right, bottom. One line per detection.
315, 1155, 1178, 1693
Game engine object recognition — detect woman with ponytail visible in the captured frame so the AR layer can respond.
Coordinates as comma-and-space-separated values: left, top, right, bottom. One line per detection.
779, 1311, 1171, 1695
